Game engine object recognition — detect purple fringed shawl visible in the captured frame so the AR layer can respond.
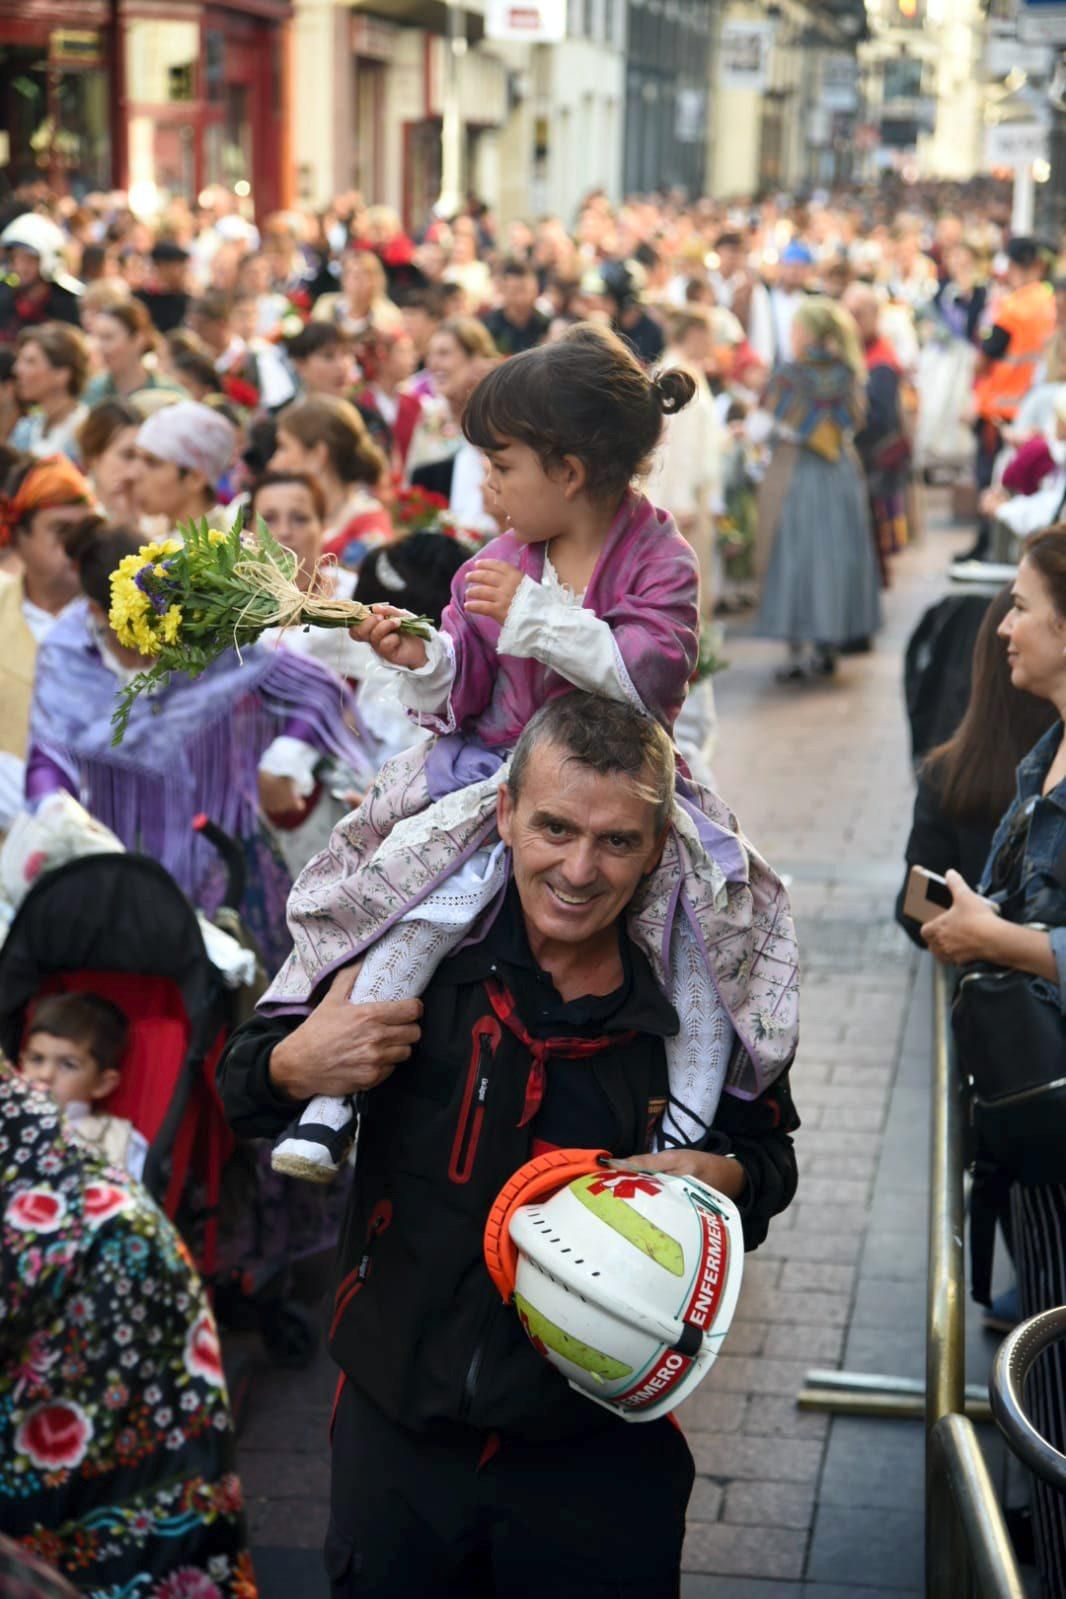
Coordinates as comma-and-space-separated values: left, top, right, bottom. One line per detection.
424, 491, 700, 745
26, 600, 371, 907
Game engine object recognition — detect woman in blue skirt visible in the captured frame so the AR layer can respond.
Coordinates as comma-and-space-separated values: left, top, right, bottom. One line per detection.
754, 297, 882, 680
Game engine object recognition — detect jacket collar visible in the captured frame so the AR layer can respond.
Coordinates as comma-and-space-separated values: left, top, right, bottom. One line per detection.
439, 879, 679, 1041
1017, 722, 1066, 811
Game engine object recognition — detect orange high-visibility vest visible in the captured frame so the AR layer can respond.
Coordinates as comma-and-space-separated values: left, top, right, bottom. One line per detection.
974, 279, 1056, 425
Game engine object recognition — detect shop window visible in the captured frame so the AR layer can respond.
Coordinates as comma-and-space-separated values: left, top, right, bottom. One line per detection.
126, 20, 200, 105
0, 37, 110, 195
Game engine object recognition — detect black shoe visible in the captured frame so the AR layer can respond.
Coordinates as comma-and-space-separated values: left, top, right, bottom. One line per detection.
952, 535, 991, 566
774, 661, 809, 683
810, 649, 838, 677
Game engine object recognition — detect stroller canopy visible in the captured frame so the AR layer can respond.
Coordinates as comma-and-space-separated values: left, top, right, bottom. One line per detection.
0, 853, 218, 1063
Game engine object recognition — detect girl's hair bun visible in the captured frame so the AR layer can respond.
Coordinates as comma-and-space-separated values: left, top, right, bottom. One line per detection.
654, 368, 697, 415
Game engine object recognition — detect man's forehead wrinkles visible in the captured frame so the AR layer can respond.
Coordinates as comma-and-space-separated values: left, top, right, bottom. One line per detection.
528, 804, 645, 839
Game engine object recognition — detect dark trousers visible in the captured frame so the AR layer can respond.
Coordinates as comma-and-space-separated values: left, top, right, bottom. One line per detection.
325, 1380, 695, 1598
971, 419, 1003, 557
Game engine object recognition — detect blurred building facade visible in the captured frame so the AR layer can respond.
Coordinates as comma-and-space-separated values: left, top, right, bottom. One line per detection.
0, 0, 291, 213
291, 0, 510, 221
707, 0, 866, 197
860, 0, 984, 179
490, 0, 627, 225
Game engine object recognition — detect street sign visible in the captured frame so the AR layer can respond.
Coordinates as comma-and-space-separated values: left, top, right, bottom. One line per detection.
984, 118, 1050, 166
718, 20, 774, 94
1018, 0, 1066, 47
485, 0, 566, 42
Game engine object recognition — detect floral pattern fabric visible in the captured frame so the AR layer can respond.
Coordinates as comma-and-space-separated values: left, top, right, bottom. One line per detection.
0, 1072, 256, 1599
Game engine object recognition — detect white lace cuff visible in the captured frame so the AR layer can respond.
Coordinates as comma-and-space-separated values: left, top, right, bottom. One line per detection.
382, 627, 456, 717
258, 736, 319, 798
497, 576, 644, 710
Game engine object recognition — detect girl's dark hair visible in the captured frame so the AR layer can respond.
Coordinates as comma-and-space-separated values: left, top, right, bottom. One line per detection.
278, 396, 385, 486
77, 398, 140, 464
355, 532, 469, 626
65, 515, 143, 608
285, 321, 344, 362
1023, 524, 1066, 618
463, 322, 695, 502
250, 469, 328, 523
924, 585, 1058, 825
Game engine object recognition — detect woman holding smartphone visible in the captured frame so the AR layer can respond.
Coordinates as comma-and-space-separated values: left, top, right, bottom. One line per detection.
921, 528, 1066, 1596
895, 587, 1055, 947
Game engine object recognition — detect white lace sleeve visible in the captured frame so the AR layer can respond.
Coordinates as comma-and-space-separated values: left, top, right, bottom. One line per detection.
497, 576, 646, 711
380, 628, 456, 716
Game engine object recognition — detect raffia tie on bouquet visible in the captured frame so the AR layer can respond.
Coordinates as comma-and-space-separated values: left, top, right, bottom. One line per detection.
107, 512, 430, 744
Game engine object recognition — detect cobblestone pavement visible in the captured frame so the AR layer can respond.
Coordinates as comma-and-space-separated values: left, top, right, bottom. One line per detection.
240, 495, 977, 1597
679, 495, 976, 1598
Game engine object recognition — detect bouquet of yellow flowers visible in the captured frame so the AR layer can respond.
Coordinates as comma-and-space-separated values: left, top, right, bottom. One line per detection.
108, 513, 430, 744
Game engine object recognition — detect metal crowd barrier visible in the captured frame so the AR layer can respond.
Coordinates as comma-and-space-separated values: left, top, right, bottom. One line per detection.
797, 965, 1022, 1595
991, 1307, 1066, 1494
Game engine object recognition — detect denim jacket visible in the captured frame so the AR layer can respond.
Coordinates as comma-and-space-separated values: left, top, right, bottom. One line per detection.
980, 722, 1066, 1011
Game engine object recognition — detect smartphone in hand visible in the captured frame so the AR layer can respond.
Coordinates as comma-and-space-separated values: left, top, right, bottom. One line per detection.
902, 865, 954, 926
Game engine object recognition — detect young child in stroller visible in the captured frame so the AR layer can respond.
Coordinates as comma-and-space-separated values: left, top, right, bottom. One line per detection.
0, 849, 337, 1374
18, 991, 147, 1181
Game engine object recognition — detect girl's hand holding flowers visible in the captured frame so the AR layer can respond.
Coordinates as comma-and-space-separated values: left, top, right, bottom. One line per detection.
107, 515, 431, 744
465, 559, 523, 625
349, 605, 429, 670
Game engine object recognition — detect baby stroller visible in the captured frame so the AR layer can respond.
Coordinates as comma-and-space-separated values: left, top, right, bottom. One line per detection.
0, 840, 327, 1385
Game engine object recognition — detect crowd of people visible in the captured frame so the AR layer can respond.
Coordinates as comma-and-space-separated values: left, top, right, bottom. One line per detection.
0, 171, 1065, 1597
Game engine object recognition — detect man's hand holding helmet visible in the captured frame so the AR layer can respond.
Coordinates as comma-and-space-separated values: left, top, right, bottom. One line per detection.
627, 1147, 747, 1202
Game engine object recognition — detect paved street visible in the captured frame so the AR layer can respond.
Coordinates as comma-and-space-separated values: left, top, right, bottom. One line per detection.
240, 493, 1000, 1598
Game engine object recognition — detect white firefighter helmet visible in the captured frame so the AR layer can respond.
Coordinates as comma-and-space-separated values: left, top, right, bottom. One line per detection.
484, 1147, 744, 1423
1, 213, 71, 284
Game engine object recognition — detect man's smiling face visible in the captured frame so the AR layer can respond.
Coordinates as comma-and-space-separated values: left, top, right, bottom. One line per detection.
497, 737, 667, 951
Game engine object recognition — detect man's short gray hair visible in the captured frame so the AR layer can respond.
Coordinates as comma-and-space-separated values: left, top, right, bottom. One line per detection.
508, 693, 675, 833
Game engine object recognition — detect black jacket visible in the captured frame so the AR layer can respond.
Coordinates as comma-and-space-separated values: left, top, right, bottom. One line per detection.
218, 890, 799, 1439
481, 307, 550, 357
895, 768, 997, 948
0, 279, 80, 342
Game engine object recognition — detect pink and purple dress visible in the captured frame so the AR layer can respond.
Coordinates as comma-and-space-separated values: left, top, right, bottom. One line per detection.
263, 492, 799, 1140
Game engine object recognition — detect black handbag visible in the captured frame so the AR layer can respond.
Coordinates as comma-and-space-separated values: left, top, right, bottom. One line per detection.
951, 799, 1066, 1186
951, 963, 1066, 1187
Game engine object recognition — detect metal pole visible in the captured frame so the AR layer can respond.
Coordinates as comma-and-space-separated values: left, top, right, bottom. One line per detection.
1012, 162, 1036, 235
797, 1370, 991, 1421
925, 964, 968, 1595
929, 1415, 1026, 1599
800, 965, 987, 1426
436, 0, 465, 218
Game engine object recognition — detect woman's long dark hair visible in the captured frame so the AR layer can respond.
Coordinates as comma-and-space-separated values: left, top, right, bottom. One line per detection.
925, 585, 1058, 826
